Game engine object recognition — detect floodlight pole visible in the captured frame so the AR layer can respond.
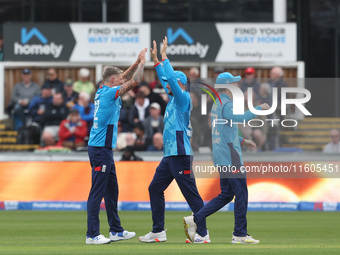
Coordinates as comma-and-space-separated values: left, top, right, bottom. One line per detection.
102, 0, 107, 23
274, 0, 287, 23
335, 0, 339, 117
129, 0, 143, 23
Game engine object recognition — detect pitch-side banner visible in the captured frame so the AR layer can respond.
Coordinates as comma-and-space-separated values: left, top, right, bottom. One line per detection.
4, 22, 296, 62
215, 23, 297, 62
3, 23, 150, 62
69, 23, 150, 62
151, 23, 222, 61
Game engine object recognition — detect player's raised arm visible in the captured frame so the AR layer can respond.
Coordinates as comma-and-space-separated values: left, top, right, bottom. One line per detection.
151, 40, 170, 95
160, 36, 188, 107
122, 49, 146, 83
118, 48, 147, 97
222, 102, 270, 122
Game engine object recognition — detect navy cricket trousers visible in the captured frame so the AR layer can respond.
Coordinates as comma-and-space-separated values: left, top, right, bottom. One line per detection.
148, 155, 207, 237
193, 173, 248, 237
87, 146, 124, 238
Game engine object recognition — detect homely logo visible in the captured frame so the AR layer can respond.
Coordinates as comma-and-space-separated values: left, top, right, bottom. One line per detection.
163, 27, 209, 58
151, 23, 221, 61
14, 27, 63, 58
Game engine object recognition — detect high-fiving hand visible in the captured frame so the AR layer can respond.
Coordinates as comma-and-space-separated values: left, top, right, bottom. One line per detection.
160, 36, 168, 59
138, 48, 147, 64
150, 40, 159, 65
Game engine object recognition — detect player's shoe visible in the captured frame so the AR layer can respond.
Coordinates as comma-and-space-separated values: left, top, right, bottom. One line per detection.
138, 230, 167, 243
86, 234, 111, 244
110, 230, 136, 241
185, 231, 211, 243
231, 234, 260, 244
183, 215, 197, 243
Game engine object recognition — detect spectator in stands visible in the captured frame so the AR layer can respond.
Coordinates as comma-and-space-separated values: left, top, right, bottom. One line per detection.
42, 68, 64, 93
116, 121, 129, 150
147, 132, 163, 151
73, 92, 95, 134
269, 66, 287, 108
240, 67, 260, 97
28, 85, 53, 126
214, 66, 224, 78
119, 107, 131, 132
138, 84, 166, 115
63, 78, 79, 109
200, 112, 212, 149
57, 109, 87, 150
125, 132, 137, 148
149, 75, 162, 89
120, 146, 143, 161
133, 122, 147, 151
129, 91, 150, 127
188, 67, 200, 80
256, 82, 272, 106
8, 68, 40, 130
323, 129, 340, 153
73, 68, 95, 96
0, 34, 3, 61
41, 93, 69, 146
144, 102, 164, 145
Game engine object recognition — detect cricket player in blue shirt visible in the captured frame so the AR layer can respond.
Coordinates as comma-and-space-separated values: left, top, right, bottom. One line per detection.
139, 37, 209, 243
85, 48, 147, 245
183, 72, 270, 244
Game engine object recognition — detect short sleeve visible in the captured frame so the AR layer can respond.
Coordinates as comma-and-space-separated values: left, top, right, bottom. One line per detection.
106, 86, 120, 100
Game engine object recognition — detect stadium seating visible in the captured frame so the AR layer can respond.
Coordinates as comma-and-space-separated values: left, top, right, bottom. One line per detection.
280, 117, 340, 151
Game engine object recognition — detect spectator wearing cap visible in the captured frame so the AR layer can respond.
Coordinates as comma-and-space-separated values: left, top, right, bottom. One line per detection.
149, 75, 162, 90
138, 83, 167, 115
143, 102, 164, 145
147, 132, 164, 151
8, 68, 40, 130
41, 93, 69, 146
73, 92, 95, 135
28, 84, 53, 127
240, 67, 260, 97
57, 109, 88, 150
128, 91, 150, 128
73, 68, 95, 96
42, 68, 64, 93
63, 78, 79, 109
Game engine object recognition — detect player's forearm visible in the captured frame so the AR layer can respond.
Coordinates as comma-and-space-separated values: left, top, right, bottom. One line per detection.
118, 62, 145, 96
163, 59, 181, 95
154, 64, 170, 94
152, 55, 160, 65
122, 59, 140, 82
161, 51, 168, 60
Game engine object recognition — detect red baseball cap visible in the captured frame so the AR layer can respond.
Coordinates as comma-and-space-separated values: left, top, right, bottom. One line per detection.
245, 67, 255, 74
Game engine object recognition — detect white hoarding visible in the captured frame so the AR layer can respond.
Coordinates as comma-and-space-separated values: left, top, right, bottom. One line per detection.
216, 23, 297, 62
69, 23, 150, 62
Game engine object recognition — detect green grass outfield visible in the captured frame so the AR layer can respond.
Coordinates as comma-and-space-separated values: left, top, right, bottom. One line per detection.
0, 211, 339, 254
